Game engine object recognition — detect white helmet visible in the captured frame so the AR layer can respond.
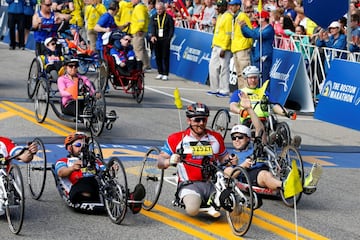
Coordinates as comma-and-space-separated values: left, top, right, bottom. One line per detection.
242, 65, 260, 78
230, 124, 251, 138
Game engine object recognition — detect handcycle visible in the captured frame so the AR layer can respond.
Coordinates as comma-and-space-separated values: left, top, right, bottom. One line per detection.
97, 32, 145, 103
0, 137, 46, 234
33, 73, 117, 136
236, 130, 304, 208
211, 96, 296, 150
138, 147, 254, 237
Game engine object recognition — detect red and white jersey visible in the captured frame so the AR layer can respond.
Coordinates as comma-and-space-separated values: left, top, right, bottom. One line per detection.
0, 136, 22, 161
161, 128, 228, 182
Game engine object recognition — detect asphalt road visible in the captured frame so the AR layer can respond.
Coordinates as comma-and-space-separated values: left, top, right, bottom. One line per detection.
1, 42, 360, 239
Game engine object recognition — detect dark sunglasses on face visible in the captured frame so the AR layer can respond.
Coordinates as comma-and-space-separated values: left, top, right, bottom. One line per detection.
123, 38, 131, 42
231, 135, 246, 141
191, 117, 207, 123
67, 64, 78, 68
49, 42, 56, 46
72, 142, 83, 147
44, 3, 52, 6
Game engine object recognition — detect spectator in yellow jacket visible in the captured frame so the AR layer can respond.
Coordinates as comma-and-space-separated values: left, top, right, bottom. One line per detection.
129, 0, 150, 71
84, 0, 107, 51
114, 0, 133, 33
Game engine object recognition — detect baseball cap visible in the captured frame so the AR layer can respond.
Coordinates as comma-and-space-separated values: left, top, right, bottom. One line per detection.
258, 10, 270, 19
228, 0, 241, 5
44, 37, 57, 46
230, 124, 251, 138
216, 0, 227, 6
328, 21, 340, 29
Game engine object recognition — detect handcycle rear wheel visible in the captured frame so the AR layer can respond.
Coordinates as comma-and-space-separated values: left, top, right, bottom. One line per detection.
211, 109, 231, 139
104, 157, 128, 224
5, 164, 25, 235
274, 122, 291, 148
132, 72, 144, 103
34, 78, 49, 123
279, 145, 304, 207
89, 93, 106, 137
27, 137, 47, 200
27, 57, 41, 99
227, 166, 254, 237
138, 147, 164, 211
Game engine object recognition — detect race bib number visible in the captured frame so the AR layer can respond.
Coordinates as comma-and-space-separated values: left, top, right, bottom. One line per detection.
190, 145, 213, 156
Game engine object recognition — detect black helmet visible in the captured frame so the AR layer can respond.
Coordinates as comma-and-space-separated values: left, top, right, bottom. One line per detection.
186, 103, 210, 118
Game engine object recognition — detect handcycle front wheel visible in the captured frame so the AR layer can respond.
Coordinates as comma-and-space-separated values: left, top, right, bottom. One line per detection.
27, 137, 47, 200
27, 57, 41, 99
34, 78, 49, 123
88, 138, 104, 160
211, 109, 231, 139
89, 93, 106, 137
274, 121, 291, 148
104, 157, 128, 224
139, 147, 164, 211
226, 166, 254, 237
5, 164, 25, 235
279, 145, 304, 207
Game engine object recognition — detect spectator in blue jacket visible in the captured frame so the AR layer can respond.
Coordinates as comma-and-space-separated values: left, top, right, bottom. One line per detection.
239, 10, 275, 84
315, 21, 347, 58
349, 14, 360, 53
23, 0, 37, 46
6, 0, 25, 50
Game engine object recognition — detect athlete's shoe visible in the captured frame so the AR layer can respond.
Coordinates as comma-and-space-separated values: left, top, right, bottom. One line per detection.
303, 163, 323, 195
129, 183, 146, 214
202, 206, 221, 218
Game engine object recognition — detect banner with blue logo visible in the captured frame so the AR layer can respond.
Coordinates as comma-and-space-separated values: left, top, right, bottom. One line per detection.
269, 49, 314, 112
315, 59, 360, 131
151, 27, 212, 84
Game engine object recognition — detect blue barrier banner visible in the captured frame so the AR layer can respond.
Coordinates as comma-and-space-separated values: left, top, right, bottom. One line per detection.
165, 27, 212, 84
315, 59, 360, 131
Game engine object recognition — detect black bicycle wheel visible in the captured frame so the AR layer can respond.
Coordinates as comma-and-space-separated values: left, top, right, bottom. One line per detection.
34, 78, 49, 123
104, 157, 128, 224
5, 164, 25, 235
88, 138, 104, 160
132, 72, 144, 103
275, 122, 291, 148
98, 60, 108, 92
139, 147, 164, 211
211, 109, 231, 139
27, 138, 47, 200
279, 145, 304, 207
226, 166, 254, 237
27, 57, 41, 99
89, 93, 106, 137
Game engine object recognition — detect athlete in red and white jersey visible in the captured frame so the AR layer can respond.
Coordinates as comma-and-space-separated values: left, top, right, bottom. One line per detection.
158, 103, 231, 218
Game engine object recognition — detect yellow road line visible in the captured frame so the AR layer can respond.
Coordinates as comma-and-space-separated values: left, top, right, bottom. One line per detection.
0, 111, 16, 120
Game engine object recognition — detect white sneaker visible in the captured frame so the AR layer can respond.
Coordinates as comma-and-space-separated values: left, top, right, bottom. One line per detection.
199, 206, 221, 218
161, 75, 168, 81
155, 74, 163, 79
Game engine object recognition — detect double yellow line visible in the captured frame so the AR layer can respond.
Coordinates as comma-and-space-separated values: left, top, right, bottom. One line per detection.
0, 101, 329, 239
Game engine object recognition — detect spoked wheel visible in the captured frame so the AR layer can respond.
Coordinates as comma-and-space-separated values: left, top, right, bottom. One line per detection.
104, 157, 128, 224
88, 138, 104, 160
89, 94, 106, 137
5, 164, 25, 234
27, 57, 41, 99
211, 109, 231, 139
34, 78, 49, 123
132, 72, 144, 103
274, 122, 291, 148
279, 145, 304, 207
27, 137, 47, 200
98, 60, 108, 92
227, 166, 254, 237
139, 147, 164, 211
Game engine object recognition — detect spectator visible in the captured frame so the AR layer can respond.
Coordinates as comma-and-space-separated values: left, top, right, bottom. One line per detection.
200, 0, 215, 32
243, 0, 258, 28
293, 5, 317, 36
282, 0, 296, 21
23, 0, 37, 47
150, 2, 175, 81
207, 0, 232, 97
52, 0, 74, 14
275, 15, 295, 50
315, 21, 347, 58
6, 0, 25, 50
129, 0, 151, 71
230, 0, 253, 90
349, 13, 360, 52
286, 24, 311, 64
114, 0, 133, 33
84, 0, 107, 51
240, 10, 275, 84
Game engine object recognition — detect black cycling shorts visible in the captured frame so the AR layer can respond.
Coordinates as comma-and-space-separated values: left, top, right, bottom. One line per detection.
69, 177, 100, 204
247, 165, 270, 186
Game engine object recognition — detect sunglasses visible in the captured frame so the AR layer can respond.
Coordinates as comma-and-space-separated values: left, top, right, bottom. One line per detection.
44, 3, 52, 6
72, 142, 83, 147
67, 64, 78, 68
231, 135, 246, 141
49, 42, 56, 46
123, 38, 131, 42
191, 117, 207, 123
